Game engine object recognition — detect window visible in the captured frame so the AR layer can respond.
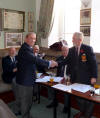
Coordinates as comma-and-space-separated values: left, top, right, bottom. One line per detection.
48, 0, 81, 47
91, 0, 100, 53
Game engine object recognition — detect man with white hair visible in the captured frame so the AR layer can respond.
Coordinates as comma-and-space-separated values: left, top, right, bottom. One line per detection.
68, 32, 97, 118
33, 44, 46, 73
47, 45, 71, 114
33, 45, 39, 56
58, 32, 97, 118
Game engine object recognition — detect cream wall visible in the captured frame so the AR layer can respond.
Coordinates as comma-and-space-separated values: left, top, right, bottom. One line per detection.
0, 0, 36, 49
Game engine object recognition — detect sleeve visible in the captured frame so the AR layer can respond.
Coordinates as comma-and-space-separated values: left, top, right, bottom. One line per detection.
87, 46, 98, 78
19, 49, 49, 68
57, 52, 71, 67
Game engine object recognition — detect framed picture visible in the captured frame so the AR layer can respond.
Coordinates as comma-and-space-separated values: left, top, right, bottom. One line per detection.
5, 32, 23, 48
80, 9, 91, 25
28, 22, 34, 32
1, 9, 25, 32
80, 26, 90, 36
0, 8, 3, 31
28, 12, 34, 22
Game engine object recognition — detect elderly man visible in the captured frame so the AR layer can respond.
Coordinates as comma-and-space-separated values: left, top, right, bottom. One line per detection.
2, 47, 17, 84
33, 45, 46, 73
47, 45, 71, 113
16, 32, 57, 118
61, 32, 97, 118
2, 47, 19, 115
33, 45, 40, 56
56, 45, 71, 113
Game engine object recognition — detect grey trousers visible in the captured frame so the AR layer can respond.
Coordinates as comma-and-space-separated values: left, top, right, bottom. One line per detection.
12, 78, 19, 113
16, 83, 33, 118
76, 97, 94, 118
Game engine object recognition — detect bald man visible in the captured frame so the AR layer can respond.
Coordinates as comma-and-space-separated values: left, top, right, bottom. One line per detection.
16, 32, 57, 118
2, 47, 19, 114
2, 47, 17, 83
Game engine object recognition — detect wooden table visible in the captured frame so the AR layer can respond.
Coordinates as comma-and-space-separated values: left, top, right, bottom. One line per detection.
36, 81, 100, 118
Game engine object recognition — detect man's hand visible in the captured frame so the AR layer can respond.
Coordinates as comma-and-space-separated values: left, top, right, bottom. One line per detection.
91, 78, 96, 85
13, 68, 17, 72
50, 60, 58, 68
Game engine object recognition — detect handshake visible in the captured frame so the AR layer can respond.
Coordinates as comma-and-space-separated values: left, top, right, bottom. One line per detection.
50, 60, 58, 68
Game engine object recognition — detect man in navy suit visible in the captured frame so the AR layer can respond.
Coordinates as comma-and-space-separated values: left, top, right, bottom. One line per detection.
47, 45, 71, 114
56, 45, 71, 113
2, 47, 17, 84
33, 45, 46, 101
67, 32, 98, 118
33, 45, 46, 73
2, 47, 19, 115
16, 32, 58, 118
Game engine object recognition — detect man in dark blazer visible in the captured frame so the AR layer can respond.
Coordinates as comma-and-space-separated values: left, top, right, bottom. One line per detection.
67, 32, 97, 118
33, 44, 46, 74
2, 47, 19, 115
57, 45, 71, 113
47, 45, 71, 113
16, 32, 58, 118
2, 48, 17, 84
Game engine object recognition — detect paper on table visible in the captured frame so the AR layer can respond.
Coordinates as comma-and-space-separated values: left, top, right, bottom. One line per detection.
36, 76, 50, 82
52, 84, 72, 91
37, 73, 43, 78
71, 83, 91, 93
36, 76, 63, 83
53, 77, 63, 82
95, 89, 100, 95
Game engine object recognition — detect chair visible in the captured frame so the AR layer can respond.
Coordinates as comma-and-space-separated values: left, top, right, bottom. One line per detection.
0, 99, 17, 118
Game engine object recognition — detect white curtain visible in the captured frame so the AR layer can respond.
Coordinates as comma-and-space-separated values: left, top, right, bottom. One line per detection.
91, 0, 100, 53
48, 0, 81, 47
48, 0, 65, 47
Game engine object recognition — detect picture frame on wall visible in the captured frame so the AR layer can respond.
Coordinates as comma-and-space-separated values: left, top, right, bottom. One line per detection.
80, 26, 90, 36
5, 32, 23, 48
28, 12, 34, 22
28, 22, 34, 32
80, 9, 91, 25
2, 9, 25, 32
0, 8, 3, 31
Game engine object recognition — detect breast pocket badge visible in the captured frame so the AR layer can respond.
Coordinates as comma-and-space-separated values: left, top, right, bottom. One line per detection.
81, 53, 87, 62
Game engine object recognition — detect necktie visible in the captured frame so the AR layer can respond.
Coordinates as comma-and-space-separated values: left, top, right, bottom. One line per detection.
76, 47, 79, 56
64, 65, 67, 78
12, 57, 15, 62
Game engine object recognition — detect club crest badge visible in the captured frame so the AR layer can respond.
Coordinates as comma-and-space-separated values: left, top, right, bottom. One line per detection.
81, 53, 87, 62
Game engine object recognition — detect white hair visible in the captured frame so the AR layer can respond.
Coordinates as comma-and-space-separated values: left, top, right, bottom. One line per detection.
73, 32, 84, 40
61, 45, 69, 50
26, 32, 36, 38
34, 45, 39, 49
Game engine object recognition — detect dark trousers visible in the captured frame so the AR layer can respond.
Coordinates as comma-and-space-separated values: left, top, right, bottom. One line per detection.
12, 78, 20, 113
48, 87, 70, 108
76, 97, 94, 118
16, 83, 33, 118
